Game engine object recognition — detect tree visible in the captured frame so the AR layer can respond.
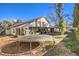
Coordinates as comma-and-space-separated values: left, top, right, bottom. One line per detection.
73, 3, 79, 27
17, 19, 22, 23
48, 4, 63, 26
56, 3, 63, 26
2, 20, 13, 29
48, 3, 67, 34
73, 4, 79, 41
48, 3, 64, 26
54, 4, 66, 34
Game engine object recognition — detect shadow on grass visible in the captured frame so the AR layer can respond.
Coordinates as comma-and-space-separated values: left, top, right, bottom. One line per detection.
63, 32, 79, 55
1, 42, 40, 54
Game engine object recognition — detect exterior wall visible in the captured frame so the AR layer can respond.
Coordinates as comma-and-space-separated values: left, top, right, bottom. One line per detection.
6, 24, 29, 35
25, 27, 30, 35
10, 28, 16, 35
30, 22, 36, 27
40, 17, 50, 27
29, 17, 51, 27
5, 29, 11, 35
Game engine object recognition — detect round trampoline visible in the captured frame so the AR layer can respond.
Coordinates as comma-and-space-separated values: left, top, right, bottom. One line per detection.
17, 34, 54, 42
16, 34, 54, 55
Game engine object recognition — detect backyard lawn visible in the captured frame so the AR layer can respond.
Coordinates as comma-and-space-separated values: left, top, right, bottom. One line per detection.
63, 32, 79, 55
45, 32, 79, 56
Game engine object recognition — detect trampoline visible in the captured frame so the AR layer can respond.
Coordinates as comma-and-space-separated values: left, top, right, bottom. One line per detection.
17, 34, 53, 42
16, 34, 54, 55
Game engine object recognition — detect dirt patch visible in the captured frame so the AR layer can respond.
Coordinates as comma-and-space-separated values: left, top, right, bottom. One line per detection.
0, 36, 47, 56
0, 36, 16, 48
1, 42, 40, 55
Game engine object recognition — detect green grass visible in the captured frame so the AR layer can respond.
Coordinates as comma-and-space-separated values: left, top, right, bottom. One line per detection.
43, 40, 55, 46
64, 32, 79, 55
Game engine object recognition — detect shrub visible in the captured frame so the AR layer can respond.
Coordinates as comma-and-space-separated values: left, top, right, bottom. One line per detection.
75, 27, 79, 42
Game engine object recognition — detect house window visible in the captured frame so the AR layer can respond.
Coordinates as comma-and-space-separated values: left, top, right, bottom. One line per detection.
42, 22, 48, 27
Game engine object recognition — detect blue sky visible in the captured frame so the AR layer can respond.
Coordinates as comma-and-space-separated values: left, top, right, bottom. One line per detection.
0, 3, 74, 25
63, 3, 74, 24
0, 3, 51, 21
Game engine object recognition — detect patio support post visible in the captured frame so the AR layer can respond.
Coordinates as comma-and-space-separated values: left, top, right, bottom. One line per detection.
43, 42, 46, 52
30, 42, 32, 55
41, 41, 46, 52
16, 41, 20, 52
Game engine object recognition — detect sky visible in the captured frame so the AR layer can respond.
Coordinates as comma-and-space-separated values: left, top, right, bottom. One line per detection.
0, 3, 74, 25
63, 3, 74, 24
0, 3, 51, 21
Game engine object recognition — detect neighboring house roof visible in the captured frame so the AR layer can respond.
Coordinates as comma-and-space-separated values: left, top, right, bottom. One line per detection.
7, 16, 53, 29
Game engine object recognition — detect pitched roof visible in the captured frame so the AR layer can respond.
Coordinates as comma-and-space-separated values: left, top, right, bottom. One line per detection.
8, 16, 52, 29
29, 16, 52, 27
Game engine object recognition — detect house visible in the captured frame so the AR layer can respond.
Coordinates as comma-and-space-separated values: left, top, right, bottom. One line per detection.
5, 16, 53, 36
0, 23, 5, 35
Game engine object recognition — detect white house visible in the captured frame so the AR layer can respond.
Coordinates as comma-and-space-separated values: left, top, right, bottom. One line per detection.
5, 16, 52, 36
